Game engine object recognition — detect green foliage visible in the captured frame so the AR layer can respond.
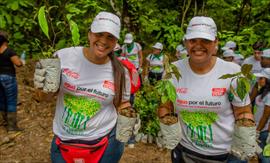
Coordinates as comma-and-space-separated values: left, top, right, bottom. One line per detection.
0, 0, 269, 59
219, 64, 254, 101
134, 82, 160, 136
180, 110, 218, 127
38, 6, 49, 39
37, 4, 81, 57
134, 57, 180, 136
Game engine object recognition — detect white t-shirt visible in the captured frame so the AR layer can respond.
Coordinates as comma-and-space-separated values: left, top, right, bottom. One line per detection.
171, 57, 250, 155
146, 54, 164, 73
254, 93, 270, 131
242, 56, 262, 73
53, 47, 130, 141
122, 42, 142, 69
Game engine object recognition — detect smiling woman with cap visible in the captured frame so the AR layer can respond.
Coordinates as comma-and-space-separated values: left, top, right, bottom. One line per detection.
146, 42, 165, 84
47, 11, 131, 163
158, 16, 262, 163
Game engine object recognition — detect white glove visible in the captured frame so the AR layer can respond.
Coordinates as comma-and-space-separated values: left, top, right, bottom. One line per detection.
116, 114, 137, 143
133, 115, 141, 135
159, 121, 182, 150
266, 132, 270, 144
231, 125, 262, 160
34, 58, 61, 93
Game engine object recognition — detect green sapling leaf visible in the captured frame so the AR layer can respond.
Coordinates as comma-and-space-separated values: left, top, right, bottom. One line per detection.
38, 6, 50, 39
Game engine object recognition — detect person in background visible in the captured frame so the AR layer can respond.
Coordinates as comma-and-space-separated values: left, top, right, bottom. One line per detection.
253, 68, 270, 163
159, 16, 261, 163
261, 49, 270, 68
146, 42, 165, 84
221, 41, 244, 65
113, 43, 122, 58
250, 49, 270, 103
242, 41, 263, 74
121, 33, 143, 73
175, 44, 188, 60
222, 49, 237, 62
0, 32, 23, 132
34, 11, 131, 163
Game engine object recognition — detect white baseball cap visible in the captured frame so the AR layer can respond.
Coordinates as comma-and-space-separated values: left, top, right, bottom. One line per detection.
221, 41, 237, 50
262, 49, 270, 58
90, 11, 121, 39
124, 33, 133, 44
184, 16, 217, 41
223, 49, 236, 57
254, 68, 270, 79
152, 42, 163, 50
176, 44, 187, 54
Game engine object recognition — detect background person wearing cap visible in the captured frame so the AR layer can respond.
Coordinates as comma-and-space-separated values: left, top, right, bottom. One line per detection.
250, 49, 270, 103
175, 44, 188, 60
121, 33, 143, 73
44, 11, 131, 163
0, 31, 23, 132
221, 41, 244, 65
242, 41, 264, 74
158, 16, 261, 163
253, 68, 270, 162
261, 49, 270, 68
145, 42, 165, 84
222, 49, 237, 62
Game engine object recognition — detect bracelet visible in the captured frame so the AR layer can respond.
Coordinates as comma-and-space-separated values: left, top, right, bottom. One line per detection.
236, 112, 255, 122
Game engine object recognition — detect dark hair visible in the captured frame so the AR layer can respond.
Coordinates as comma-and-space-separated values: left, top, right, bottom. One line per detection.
108, 52, 126, 107
258, 78, 270, 99
0, 35, 8, 47
252, 41, 264, 50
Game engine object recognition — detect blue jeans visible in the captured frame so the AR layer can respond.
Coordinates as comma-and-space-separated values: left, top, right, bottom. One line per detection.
50, 127, 124, 163
0, 74, 18, 112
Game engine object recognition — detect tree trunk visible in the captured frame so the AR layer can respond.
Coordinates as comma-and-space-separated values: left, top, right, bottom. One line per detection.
181, 0, 192, 29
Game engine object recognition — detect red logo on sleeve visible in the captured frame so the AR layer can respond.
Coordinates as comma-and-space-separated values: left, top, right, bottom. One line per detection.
103, 80, 115, 91
212, 88, 226, 96
177, 88, 188, 94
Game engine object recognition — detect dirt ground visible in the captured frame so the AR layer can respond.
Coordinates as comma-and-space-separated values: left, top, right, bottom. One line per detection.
0, 60, 171, 163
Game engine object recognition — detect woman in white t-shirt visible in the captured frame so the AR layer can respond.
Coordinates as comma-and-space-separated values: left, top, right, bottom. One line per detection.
146, 42, 164, 84
37, 12, 131, 163
121, 33, 143, 72
159, 16, 261, 163
254, 68, 270, 163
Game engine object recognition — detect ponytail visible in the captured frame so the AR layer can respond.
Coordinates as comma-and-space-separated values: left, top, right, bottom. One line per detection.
108, 52, 126, 107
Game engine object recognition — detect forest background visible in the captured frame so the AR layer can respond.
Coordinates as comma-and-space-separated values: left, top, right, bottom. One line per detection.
1, 0, 270, 58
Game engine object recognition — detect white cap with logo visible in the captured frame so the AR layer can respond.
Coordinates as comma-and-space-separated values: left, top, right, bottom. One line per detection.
184, 16, 217, 41
221, 41, 237, 50
152, 42, 163, 50
124, 33, 133, 44
223, 49, 236, 57
254, 68, 270, 79
262, 49, 270, 58
90, 11, 121, 39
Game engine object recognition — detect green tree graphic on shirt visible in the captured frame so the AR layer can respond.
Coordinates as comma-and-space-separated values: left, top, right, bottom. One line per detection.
180, 110, 219, 148
62, 94, 101, 131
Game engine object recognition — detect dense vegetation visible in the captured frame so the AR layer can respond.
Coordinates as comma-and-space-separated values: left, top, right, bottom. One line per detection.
0, 0, 270, 58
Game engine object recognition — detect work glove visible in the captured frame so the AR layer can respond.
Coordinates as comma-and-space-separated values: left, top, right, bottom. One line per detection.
159, 120, 182, 150
230, 125, 262, 160
34, 58, 61, 93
